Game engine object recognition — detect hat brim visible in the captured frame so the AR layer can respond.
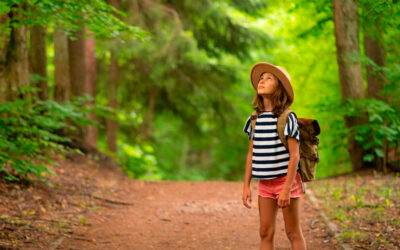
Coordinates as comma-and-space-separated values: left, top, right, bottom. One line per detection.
250, 62, 294, 105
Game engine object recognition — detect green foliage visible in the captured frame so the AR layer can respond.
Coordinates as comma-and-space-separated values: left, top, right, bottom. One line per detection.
118, 142, 163, 181
90, 0, 276, 181
2, 0, 399, 183
0, 0, 149, 42
161, 0, 272, 60
337, 97, 400, 163
78, 216, 87, 225
359, 0, 400, 32
0, 87, 113, 183
85, 0, 400, 180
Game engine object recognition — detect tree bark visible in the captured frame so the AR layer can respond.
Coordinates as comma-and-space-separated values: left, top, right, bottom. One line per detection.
54, 27, 71, 102
106, 0, 121, 153
332, 0, 366, 171
106, 50, 119, 153
0, 13, 11, 103
85, 27, 98, 148
68, 24, 87, 140
68, 28, 86, 99
364, 23, 386, 100
29, 24, 48, 100
6, 4, 30, 102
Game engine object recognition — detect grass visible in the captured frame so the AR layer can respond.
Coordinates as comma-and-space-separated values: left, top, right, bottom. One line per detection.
307, 169, 400, 249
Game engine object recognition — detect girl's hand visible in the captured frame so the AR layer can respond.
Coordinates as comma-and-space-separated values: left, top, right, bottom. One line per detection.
277, 188, 290, 208
242, 187, 252, 209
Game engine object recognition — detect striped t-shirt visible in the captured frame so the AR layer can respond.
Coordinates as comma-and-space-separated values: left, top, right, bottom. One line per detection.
243, 111, 301, 180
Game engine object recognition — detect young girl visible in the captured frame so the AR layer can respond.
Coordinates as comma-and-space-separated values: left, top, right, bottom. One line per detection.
242, 62, 307, 250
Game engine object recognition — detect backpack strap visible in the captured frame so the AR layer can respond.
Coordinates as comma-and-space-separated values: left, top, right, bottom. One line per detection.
250, 111, 258, 139
277, 108, 292, 150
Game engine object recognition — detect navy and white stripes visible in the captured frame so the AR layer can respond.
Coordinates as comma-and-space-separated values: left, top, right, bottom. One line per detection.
243, 111, 301, 180
284, 112, 300, 144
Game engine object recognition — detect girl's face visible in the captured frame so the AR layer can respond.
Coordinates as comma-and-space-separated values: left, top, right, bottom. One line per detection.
257, 72, 278, 95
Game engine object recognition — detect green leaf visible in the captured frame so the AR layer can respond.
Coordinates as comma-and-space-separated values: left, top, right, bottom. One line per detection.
363, 154, 375, 162
374, 148, 384, 158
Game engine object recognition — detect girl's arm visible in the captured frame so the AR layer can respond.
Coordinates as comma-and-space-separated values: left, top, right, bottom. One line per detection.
242, 138, 253, 208
282, 137, 300, 191
243, 138, 253, 188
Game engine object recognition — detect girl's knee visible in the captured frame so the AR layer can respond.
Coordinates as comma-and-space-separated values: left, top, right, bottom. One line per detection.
285, 229, 302, 241
260, 226, 275, 240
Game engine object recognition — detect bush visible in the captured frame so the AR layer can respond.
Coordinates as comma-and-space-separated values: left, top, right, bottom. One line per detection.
338, 97, 400, 166
0, 90, 112, 184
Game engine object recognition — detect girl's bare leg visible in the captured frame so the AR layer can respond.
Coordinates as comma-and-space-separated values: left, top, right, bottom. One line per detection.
281, 197, 307, 250
258, 195, 278, 250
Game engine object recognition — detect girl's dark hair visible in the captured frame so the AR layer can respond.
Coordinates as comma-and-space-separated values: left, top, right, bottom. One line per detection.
251, 77, 291, 117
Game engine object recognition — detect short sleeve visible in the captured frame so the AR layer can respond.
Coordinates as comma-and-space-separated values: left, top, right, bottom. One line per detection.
284, 112, 300, 144
243, 116, 253, 141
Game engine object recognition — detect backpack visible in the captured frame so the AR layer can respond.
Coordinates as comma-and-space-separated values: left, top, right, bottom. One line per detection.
250, 108, 320, 182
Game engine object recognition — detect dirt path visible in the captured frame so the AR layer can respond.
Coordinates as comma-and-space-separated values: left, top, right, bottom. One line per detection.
59, 178, 341, 249
0, 155, 342, 249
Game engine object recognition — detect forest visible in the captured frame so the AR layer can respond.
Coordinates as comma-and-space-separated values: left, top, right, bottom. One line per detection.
0, 0, 399, 249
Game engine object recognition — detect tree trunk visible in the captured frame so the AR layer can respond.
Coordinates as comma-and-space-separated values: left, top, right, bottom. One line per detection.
29, 24, 48, 100
68, 24, 87, 140
68, 28, 86, 99
332, 0, 366, 171
362, 7, 388, 171
364, 34, 386, 99
106, 50, 119, 153
85, 27, 98, 148
364, 27, 386, 100
0, 13, 11, 104
6, 4, 30, 102
54, 27, 71, 102
106, 0, 121, 153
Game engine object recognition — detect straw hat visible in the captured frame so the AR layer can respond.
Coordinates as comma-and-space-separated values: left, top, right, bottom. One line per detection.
250, 62, 294, 106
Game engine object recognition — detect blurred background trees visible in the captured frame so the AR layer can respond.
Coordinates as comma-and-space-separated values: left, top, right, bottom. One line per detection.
0, 0, 399, 182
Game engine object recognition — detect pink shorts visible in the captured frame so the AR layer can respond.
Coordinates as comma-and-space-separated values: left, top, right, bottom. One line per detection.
258, 171, 305, 200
